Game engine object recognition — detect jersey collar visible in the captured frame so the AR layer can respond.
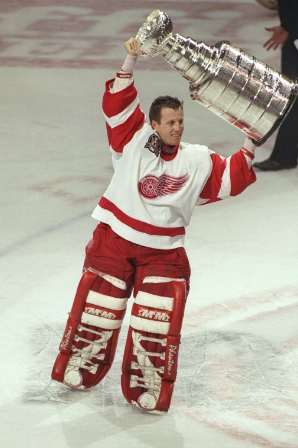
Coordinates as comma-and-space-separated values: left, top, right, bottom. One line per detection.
160, 144, 179, 161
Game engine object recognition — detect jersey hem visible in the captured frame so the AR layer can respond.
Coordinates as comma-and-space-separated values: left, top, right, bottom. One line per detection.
91, 206, 186, 250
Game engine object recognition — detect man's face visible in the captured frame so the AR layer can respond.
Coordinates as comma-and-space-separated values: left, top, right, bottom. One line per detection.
151, 107, 184, 147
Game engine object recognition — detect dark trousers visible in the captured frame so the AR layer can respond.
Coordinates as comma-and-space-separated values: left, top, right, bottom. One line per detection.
270, 39, 298, 167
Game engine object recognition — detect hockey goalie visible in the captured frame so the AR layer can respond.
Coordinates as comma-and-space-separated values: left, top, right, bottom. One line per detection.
51, 37, 256, 413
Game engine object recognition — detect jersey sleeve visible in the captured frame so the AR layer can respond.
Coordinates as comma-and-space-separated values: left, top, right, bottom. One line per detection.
196, 149, 256, 206
102, 79, 145, 159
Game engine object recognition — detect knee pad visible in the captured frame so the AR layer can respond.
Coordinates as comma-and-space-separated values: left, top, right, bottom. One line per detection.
51, 268, 128, 389
121, 277, 187, 414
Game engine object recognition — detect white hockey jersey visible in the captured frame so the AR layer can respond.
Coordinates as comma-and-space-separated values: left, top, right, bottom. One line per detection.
92, 79, 256, 250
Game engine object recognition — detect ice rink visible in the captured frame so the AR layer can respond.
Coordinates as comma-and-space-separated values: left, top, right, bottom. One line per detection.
1, 1, 298, 447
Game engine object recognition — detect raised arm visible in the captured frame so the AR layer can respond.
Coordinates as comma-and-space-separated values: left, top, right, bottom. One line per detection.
112, 38, 139, 93
102, 38, 145, 158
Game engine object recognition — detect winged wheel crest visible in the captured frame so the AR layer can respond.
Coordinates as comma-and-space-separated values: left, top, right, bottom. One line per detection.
139, 172, 189, 199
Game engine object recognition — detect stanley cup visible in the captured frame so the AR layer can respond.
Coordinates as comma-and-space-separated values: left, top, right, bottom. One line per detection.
135, 9, 298, 145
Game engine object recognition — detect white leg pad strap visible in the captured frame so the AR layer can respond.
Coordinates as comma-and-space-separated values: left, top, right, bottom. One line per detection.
88, 267, 127, 290
129, 315, 170, 335
143, 276, 185, 284
81, 313, 123, 329
81, 289, 127, 329
134, 291, 173, 310
87, 290, 127, 310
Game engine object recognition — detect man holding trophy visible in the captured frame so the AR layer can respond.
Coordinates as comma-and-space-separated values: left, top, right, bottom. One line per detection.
51, 10, 296, 414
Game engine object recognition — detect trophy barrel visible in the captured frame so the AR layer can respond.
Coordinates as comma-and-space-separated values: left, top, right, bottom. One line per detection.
163, 34, 298, 145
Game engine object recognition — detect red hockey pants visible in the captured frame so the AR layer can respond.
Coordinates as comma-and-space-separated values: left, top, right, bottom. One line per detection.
84, 223, 191, 298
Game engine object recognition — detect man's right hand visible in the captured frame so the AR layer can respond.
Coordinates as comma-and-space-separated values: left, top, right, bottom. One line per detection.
263, 26, 289, 51
124, 38, 138, 56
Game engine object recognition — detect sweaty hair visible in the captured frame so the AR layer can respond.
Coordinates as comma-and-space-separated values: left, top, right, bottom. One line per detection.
149, 96, 184, 124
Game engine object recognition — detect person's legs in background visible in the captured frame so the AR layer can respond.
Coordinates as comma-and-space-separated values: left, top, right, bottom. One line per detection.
254, 39, 298, 171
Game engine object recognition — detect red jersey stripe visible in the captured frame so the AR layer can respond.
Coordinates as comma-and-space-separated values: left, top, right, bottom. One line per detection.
230, 151, 256, 196
98, 197, 185, 237
199, 151, 256, 205
199, 152, 226, 202
106, 105, 145, 153
103, 79, 138, 118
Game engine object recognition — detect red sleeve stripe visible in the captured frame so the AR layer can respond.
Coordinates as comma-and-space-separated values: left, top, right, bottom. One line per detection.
102, 79, 138, 118
103, 95, 139, 129
198, 150, 256, 205
199, 153, 226, 201
230, 150, 256, 196
107, 106, 145, 153
217, 156, 232, 199
99, 197, 185, 237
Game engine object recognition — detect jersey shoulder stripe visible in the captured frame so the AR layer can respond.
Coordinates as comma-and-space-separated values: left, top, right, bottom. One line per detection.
103, 96, 139, 129
106, 106, 145, 153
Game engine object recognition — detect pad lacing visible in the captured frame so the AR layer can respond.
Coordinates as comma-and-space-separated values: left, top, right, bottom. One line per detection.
68, 325, 112, 374
130, 332, 166, 393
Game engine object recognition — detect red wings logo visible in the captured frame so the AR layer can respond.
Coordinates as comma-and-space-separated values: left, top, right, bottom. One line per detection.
139, 173, 189, 199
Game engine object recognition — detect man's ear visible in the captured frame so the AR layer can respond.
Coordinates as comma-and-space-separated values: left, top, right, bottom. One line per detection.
151, 120, 158, 130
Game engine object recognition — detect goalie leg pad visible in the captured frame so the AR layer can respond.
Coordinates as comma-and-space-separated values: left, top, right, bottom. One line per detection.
52, 268, 128, 389
121, 278, 186, 413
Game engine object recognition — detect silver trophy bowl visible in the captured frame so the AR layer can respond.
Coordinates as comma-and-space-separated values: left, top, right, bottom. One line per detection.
135, 9, 298, 146
135, 9, 173, 58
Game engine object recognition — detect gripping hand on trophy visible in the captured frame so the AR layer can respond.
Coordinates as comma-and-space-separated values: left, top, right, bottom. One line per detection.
124, 37, 139, 56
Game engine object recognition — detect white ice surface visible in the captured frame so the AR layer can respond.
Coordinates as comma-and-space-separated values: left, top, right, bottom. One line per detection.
1, 1, 298, 447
